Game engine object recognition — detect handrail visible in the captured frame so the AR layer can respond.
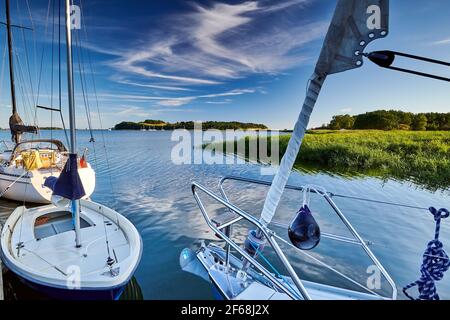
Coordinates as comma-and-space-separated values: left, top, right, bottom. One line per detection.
0, 140, 12, 152
323, 193, 398, 299
192, 182, 310, 300
217, 175, 397, 300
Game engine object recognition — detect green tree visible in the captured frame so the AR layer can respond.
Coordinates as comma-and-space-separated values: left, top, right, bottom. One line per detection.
353, 110, 398, 130
329, 115, 355, 130
412, 114, 428, 131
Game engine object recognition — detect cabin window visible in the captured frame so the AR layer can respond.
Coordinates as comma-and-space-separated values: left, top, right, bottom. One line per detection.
34, 211, 91, 240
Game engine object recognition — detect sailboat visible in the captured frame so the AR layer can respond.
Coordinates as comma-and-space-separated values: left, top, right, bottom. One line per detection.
180, 0, 450, 300
0, 0, 142, 300
181, 0, 449, 300
0, 0, 95, 204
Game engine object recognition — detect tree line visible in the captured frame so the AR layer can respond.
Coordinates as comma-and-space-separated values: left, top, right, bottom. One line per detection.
325, 110, 450, 131
114, 120, 268, 130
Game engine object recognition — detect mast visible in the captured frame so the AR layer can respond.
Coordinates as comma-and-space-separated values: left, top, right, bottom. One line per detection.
65, 0, 76, 153
65, 0, 81, 247
5, 0, 20, 144
5, 0, 17, 117
5, 0, 38, 143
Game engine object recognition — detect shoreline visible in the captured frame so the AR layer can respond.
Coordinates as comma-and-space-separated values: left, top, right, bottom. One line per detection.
206, 130, 450, 191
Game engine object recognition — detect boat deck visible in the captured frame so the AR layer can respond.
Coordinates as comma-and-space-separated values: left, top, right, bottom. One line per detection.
7, 205, 129, 285
1, 200, 142, 294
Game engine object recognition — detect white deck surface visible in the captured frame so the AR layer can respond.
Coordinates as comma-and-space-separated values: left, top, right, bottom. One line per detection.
1, 200, 141, 290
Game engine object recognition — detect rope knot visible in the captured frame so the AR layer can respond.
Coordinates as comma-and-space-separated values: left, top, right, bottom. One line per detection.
423, 239, 449, 281
403, 207, 449, 300
429, 207, 450, 221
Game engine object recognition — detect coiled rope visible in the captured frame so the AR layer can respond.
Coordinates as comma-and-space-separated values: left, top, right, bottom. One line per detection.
403, 207, 450, 300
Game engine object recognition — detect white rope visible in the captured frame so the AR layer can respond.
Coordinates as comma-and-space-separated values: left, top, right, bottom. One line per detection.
0, 172, 29, 199
260, 73, 326, 225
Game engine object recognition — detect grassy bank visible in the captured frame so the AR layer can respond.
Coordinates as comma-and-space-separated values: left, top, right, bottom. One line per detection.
212, 130, 450, 191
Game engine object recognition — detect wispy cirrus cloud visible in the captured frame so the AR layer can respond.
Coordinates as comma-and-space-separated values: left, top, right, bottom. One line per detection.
205, 99, 232, 105
431, 38, 450, 46
97, 88, 255, 107
102, 0, 325, 90
116, 79, 193, 92
101, 105, 198, 120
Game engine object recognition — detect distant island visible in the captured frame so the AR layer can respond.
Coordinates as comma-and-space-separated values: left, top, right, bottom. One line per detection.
38, 127, 63, 130
114, 120, 268, 131
319, 110, 450, 131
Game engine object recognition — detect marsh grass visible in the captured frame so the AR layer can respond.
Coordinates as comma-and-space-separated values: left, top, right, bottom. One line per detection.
209, 130, 450, 191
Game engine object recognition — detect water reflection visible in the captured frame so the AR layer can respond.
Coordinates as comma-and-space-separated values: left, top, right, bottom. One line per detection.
2, 271, 143, 300
0, 130, 449, 299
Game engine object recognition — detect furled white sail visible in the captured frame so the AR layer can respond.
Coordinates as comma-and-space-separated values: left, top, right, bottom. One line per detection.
260, 0, 390, 225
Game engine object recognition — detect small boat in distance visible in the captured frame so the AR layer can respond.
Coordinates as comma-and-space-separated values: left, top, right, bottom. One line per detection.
1, 0, 142, 300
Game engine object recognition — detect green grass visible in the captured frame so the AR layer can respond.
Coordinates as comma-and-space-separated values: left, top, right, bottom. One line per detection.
210, 130, 450, 191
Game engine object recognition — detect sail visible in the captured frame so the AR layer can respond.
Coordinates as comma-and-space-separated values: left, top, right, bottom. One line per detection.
9, 112, 38, 144
260, 0, 389, 225
45, 154, 86, 200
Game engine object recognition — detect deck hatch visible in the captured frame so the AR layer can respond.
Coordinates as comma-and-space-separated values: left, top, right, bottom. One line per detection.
34, 211, 91, 240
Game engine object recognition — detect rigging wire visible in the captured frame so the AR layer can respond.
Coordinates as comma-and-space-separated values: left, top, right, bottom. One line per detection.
16, 0, 37, 130
75, 0, 120, 258
79, 0, 120, 222
35, 0, 53, 122
58, 0, 69, 146
7, 0, 36, 139
50, 0, 56, 143
329, 193, 429, 211
0, 33, 7, 105
25, 0, 39, 118
12, 43, 33, 125
273, 233, 384, 298
73, 28, 95, 142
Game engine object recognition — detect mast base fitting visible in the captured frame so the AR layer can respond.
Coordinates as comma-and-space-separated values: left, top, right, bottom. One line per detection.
244, 229, 267, 257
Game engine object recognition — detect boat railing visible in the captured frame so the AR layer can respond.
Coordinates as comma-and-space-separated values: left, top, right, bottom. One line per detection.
192, 182, 309, 299
0, 140, 13, 152
192, 175, 397, 300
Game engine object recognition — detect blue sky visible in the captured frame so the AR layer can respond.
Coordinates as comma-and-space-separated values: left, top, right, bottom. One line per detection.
0, 0, 449, 130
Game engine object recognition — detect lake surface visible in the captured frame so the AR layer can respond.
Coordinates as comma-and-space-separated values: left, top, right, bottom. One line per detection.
1, 130, 449, 300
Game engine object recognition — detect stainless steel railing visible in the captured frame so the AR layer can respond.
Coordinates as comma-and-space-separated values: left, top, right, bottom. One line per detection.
192, 175, 397, 300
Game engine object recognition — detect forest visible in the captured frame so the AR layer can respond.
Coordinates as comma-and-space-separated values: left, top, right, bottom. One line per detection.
114, 120, 268, 130
324, 110, 450, 131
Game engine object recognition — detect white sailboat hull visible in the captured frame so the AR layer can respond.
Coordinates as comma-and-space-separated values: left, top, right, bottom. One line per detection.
0, 199, 142, 300
0, 165, 96, 204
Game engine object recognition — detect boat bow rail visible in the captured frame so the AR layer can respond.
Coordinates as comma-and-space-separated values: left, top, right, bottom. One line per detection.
191, 176, 397, 300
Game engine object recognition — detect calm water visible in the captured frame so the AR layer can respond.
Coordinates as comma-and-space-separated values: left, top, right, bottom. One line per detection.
1, 130, 449, 300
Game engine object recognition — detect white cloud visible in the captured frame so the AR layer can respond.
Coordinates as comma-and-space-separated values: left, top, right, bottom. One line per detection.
205, 100, 232, 105
114, 106, 152, 118
110, 46, 221, 85
157, 98, 195, 107
96, 88, 255, 107
339, 108, 352, 113
105, 0, 325, 87
116, 79, 193, 92
431, 38, 450, 46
